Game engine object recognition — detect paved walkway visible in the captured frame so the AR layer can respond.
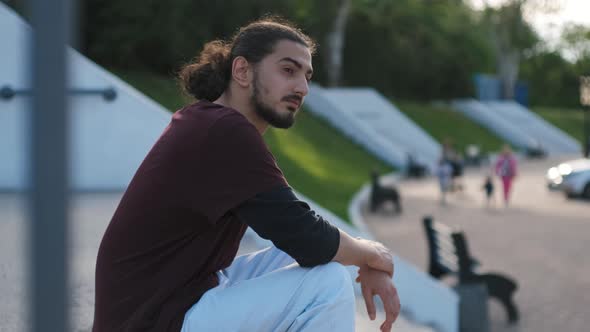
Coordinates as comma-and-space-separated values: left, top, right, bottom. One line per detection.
363, 157, 590, 332
4, 157, 586, 331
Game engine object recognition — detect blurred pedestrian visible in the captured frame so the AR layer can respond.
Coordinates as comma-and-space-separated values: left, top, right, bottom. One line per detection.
436, 158, 453, 205
442, 138, 464, 192
495, 145, 518, 206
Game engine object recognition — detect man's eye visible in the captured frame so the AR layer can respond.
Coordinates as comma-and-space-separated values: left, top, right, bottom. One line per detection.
284, 68, 294, 74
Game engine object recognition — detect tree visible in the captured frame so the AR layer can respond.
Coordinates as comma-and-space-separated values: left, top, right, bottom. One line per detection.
292, 0, 354, 86
481, 0, 566, 99
74, 0, 495, 100
560, 23, 590, 64
520, 50, 579, 107
482, 1, 537, 99
343, 0, 493, 100
325, 0, 352, 86
79, 0, 299, 73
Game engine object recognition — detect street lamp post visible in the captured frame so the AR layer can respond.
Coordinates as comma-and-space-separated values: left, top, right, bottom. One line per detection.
580, 76, 590, 158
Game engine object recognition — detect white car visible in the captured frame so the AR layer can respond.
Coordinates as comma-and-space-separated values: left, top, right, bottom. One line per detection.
546, 158, 590, 191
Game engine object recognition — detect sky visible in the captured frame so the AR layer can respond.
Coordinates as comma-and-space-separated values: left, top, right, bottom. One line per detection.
469, 0, 590, 42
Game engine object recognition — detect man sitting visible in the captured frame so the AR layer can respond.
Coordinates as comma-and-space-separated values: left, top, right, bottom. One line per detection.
93, 17, 401, 332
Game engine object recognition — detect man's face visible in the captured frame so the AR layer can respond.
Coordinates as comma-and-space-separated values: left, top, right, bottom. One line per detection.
250, 40, 313, 129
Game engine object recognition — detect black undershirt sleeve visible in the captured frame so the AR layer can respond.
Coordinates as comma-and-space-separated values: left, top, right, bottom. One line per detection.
233, 185, 341, 267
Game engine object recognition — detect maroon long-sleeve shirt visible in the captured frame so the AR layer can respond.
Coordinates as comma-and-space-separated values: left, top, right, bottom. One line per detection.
93, 101, 340, 331
93, 101, 288, 331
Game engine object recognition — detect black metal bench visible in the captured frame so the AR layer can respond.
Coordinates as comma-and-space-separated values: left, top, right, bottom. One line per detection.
422, 216, 519, 324
369, 171, 401, 213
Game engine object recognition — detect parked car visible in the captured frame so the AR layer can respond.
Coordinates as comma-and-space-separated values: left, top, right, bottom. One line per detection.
562, 168, 590, 199
546, 158, 590, 191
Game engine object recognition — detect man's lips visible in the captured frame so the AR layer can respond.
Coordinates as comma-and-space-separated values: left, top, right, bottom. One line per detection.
287, 100, 301, 108
284, 98, 301, 108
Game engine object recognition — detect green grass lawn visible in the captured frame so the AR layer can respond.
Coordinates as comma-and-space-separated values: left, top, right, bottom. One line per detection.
110, 69, 190, 111
110, 68, 392, 221
531, 106, 586, 144
394, 100, 506, 154
264, 110, 392, 221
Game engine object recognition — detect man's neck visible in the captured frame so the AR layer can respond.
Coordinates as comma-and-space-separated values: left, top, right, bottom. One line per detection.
215, 92, 268, 135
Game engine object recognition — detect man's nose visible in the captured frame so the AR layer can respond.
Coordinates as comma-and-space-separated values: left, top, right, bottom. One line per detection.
294, 77, 309, 97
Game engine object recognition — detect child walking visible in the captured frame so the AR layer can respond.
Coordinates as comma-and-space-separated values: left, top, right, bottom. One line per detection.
482, 175, 495, 208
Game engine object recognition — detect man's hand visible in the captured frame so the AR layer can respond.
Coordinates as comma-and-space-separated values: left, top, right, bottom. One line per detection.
356, 265, 400, 332
361, 239, 394, 277
332, 232, 393, 276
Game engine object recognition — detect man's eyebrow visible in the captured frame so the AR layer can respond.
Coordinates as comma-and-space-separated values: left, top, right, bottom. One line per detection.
279, 57, 313, 75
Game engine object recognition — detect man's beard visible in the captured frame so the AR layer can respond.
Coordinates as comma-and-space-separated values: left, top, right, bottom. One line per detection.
251, 73, 296, 129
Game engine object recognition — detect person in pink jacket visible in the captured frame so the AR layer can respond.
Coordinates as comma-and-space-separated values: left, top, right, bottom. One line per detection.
495, 145, 518, 206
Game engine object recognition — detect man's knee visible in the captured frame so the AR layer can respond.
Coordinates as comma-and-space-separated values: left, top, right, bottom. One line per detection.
308, 262, 354, 300
320, 261, 351, 278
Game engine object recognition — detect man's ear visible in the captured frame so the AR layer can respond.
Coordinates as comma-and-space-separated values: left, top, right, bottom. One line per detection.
232, 56, 252, 88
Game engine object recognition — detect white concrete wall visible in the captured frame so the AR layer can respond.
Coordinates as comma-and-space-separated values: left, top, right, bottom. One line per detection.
305, 84, 407, 169
0, 2, 171, 191
323, 88, 441, 171
451, 99, 538, 152
305, 84, 441, 172
483, 101, 581, 155
0, 2, 32, 190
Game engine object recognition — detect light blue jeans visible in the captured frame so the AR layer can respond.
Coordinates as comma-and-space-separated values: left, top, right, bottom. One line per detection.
181, 246, 355, 332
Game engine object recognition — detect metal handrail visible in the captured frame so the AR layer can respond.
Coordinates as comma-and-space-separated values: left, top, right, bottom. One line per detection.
0, 85, 117, 101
